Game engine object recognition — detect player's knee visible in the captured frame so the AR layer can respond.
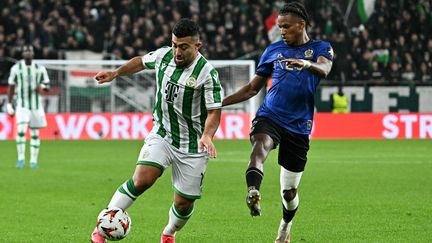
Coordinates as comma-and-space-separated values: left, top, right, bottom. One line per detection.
250, 139, 273, 166
132, 174, 156, 193
173, 200, 194, 215
30, 129, 39, 137
251, 134, 274, 151
132, 166, 162, 192
282, 188, 297, 202
17, 125, 27, 134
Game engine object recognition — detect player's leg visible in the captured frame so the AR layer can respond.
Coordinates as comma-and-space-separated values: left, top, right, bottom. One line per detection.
246, 117, 281, 216
245, 133, 274, 216
161, 151, 208, 242
15, 107, 30, 168
29, 128, 40, 168
275, 131, 309, 243
108, 135, 169, 209
28, 109, 47, 168
108, 164, 162, 209
92, 164, 162, 243
275, 168, 303, 243
161, 193, 195, 242
15, 121, 28, 168
247, 133, 274, 189
92, 135, 169, 243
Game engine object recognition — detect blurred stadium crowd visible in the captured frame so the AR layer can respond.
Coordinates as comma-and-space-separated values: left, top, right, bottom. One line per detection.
0, 0, 431, 84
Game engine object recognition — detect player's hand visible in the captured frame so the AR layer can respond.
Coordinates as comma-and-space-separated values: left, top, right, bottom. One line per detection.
199, 135, 217, 159
6, 103, 15, 116
279, 58, 303, 67
38, 85, 50, 93
94, 71, 117, 84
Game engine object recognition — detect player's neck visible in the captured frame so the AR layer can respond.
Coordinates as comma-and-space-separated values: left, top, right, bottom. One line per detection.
184, 53, 200, 68
24, 59, 32, 66
292, 33, 310, 46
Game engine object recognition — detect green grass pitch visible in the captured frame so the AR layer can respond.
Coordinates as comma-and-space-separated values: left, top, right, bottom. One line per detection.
1, 139, 431, 242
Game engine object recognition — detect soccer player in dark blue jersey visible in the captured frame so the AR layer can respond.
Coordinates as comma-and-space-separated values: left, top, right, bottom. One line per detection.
222, 2, 333, 242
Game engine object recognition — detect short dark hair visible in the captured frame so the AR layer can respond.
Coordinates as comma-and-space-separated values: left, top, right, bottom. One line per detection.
22, 45, 34, 52
279, 2, 311, 28
172, 18, 200, 38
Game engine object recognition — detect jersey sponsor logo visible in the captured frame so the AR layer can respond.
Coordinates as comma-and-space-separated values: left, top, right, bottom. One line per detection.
165, 81, 179, 103
304, 49, 314, 58
277, 53, 284, 59
285, 63, 303, 71
186, 77, 197, 87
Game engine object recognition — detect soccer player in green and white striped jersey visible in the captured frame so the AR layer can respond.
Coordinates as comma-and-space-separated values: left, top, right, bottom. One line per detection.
7, 45, 50, 169
90, 19, 223, 243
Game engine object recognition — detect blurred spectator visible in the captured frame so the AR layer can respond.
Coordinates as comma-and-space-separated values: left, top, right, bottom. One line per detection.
419, 62, 432, 83
347, 61, 363, 81
386, 62, 402, 85
369, 61, 386, 85
0, 47, 13, 84
389, 49, 402, 66
401, 63, 416, 84
372, 38, 389, 67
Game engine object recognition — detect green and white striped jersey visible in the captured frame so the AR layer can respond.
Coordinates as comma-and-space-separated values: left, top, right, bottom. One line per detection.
142, 47, 224, 153
8, 60, 50, 110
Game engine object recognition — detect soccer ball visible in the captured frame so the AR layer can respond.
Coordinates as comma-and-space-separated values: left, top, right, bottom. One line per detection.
96, 207, 131, 241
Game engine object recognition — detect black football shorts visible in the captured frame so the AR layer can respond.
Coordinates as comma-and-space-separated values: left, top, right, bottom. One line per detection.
250, 116, 310, 172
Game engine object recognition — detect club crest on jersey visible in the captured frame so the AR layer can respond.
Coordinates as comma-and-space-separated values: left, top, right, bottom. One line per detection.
141, 150, 150, 159
304, 49, 313, 58
186, 77, 197, 87
307, 120, 313, 130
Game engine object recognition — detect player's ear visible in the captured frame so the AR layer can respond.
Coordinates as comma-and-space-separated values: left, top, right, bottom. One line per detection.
298, 20, 305, 30
195, 41, 202, 49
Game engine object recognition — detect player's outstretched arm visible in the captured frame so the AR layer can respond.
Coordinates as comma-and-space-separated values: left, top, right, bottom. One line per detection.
199, 109, 221, 159
280, 56, 333, 79
222, 74, 267, 107
94, 56, 145, 84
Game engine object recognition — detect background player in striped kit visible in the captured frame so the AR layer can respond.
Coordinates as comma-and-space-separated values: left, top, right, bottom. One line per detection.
7, 45, 50, 169
90, 18, 223, 243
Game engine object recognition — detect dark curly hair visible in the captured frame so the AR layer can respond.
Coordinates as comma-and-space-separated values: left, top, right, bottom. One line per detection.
172, 18, 200, 38
279, 2, 311, 28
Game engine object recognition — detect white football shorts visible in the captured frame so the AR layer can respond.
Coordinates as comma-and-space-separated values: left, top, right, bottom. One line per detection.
137, 134, 209, 200
15, 107, 47, 128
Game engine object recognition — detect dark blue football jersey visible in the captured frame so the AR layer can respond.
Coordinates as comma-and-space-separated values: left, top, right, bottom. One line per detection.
256, 39, 333, 135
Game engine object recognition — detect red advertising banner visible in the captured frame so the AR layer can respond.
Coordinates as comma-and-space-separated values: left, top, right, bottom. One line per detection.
1, 112, 431, 140
0, 113, 252, 140
310, 113, 432, 139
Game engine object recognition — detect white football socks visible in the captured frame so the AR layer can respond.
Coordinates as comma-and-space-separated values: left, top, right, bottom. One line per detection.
30, 129, 40, 163
162, 204, 193, 236
108, 179, 140, 209
16, 123, 28, 161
